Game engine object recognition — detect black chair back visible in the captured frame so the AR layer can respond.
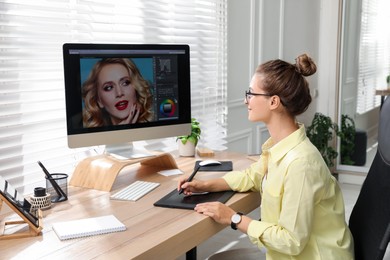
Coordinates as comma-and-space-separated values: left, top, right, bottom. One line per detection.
349, 97, 390, 260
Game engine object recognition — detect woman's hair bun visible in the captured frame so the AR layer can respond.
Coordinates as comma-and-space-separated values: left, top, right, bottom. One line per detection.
295, 53, 317, 77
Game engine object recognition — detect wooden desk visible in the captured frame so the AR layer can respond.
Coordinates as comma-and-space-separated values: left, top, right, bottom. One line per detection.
0, 151, 260, 260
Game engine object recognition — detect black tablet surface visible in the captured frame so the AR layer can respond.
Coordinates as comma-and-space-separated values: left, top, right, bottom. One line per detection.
154, 189, 235, 210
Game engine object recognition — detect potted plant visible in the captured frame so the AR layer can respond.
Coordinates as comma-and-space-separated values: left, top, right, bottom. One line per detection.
387, 75, 390, 88
306, 113, 339, 168
338, 114, 356, 165
176, 118, 201, 156
307, 112, 358, 169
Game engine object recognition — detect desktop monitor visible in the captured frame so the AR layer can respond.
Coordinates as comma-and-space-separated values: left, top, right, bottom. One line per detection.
62, 43, 191, 157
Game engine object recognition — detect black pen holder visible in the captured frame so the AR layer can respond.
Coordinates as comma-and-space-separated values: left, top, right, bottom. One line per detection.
45, 173, 68, 203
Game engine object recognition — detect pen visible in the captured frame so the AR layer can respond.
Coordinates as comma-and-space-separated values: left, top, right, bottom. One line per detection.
178, 164, 201, 194
37, 161, 52, 179
37, 161, 68, 201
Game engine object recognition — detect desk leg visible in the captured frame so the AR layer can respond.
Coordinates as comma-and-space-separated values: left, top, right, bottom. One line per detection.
381, 96, 385, 110
186, 247, 197, 260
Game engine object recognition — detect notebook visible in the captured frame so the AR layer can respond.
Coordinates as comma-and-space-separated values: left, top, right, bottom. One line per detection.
52, 214, 126, 240
154, 189, 235, 209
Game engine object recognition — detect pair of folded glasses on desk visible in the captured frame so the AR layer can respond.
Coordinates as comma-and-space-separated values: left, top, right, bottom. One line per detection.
110, 181, 160, 202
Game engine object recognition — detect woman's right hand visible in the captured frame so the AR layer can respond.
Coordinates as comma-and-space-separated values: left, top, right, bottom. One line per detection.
177, 176, 206, 195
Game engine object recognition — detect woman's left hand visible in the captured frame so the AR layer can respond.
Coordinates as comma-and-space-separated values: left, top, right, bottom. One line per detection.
194, 202, 235, 225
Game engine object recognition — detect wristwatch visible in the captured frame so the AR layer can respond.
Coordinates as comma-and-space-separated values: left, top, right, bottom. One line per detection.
230, 212, 244, 230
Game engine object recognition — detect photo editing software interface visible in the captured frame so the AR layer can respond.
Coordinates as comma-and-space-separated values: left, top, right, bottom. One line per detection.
63, 44, 191, 148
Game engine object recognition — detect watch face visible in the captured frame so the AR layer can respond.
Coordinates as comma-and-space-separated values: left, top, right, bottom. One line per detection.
232, 213, 241, 223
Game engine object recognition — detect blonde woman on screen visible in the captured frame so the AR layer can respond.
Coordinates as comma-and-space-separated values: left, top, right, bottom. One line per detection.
82, 58, 153, 127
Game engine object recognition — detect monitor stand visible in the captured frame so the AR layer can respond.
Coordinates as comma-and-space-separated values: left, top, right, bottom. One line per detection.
69, 152, 178, 191
104, 142, 154, 159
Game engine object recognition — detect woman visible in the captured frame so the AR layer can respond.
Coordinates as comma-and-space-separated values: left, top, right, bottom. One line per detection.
178, 54, 354, 259
82, 58, 153, 127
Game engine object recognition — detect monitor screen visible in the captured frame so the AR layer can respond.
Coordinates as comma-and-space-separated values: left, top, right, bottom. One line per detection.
62, 43, 191, 155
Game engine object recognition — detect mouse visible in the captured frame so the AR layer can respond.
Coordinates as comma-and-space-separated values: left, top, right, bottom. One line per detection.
199, 160, 222, 166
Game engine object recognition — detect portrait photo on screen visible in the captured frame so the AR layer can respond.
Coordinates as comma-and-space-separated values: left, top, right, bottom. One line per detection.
80, 57, 155, 128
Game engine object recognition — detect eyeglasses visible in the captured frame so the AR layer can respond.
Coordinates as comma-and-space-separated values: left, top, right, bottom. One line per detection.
245, 90, 272, 102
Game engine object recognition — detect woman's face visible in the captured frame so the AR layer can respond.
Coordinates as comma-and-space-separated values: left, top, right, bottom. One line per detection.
97, 63, 137, 124
246, 74, 272, 123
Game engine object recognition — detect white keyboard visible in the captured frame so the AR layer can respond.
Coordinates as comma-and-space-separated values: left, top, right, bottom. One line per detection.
110, 181, 160, 201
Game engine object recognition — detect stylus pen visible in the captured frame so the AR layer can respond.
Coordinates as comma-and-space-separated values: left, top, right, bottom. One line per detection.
37, 161, 68, 201
178, 164, 201, 195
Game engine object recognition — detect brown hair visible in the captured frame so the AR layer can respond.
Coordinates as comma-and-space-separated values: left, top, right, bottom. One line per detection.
255, 53, 317, 116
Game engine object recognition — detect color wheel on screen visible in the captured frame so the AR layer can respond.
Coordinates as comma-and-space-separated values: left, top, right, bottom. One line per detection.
160, 99, 176, 117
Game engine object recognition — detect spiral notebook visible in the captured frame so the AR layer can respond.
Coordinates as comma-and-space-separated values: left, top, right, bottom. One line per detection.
52, 215, 126, 240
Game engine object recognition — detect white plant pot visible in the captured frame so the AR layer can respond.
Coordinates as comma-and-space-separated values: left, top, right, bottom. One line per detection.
177, 140, 196, 157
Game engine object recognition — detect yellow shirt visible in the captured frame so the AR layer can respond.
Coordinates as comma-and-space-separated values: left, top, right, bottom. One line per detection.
223, 124, 354, 259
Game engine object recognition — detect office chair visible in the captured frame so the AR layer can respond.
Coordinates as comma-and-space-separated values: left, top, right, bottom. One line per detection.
349, 96, 390, 260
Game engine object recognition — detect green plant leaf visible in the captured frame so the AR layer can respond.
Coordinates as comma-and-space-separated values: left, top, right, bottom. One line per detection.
338, 114, 356, 165
177, 118, 201, 146
306, 112, 338, 168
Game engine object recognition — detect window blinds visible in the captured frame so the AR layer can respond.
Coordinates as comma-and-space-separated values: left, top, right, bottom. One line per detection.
0, 0, 227, 195
357, 0, 390, 114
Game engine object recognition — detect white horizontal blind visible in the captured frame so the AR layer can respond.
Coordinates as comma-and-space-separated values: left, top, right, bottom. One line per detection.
0, 0, 227, 195
357, 0, 390, 114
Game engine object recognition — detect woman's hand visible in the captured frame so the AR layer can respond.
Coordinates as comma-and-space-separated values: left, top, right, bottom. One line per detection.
119, 103, 141, 125
194, 202, 235, 225
178, 176, 232, 196
177, 176, 206, 195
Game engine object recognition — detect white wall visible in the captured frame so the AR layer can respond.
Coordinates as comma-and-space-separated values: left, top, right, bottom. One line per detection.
226, 0, 340, 154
